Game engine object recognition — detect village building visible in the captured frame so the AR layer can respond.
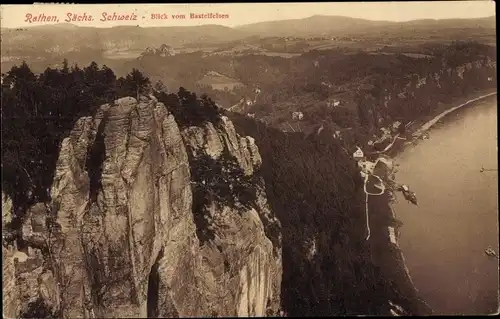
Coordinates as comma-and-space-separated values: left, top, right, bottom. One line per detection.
243, 97, 254, 106
416, 76, 427, 88
326, 99, 341, 107
353, 147, 364, 161
392, 121, 402, 132
292, 111, 304, 120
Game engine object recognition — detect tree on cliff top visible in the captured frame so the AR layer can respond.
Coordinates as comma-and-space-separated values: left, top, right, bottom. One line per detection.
117, 68, 151, 99
2, 61, 119, 214
154, 87, 222, 128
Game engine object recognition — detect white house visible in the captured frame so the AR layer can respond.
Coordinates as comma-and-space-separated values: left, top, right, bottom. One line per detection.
353, 147, 364, 160
326, 100, 340, 107
292, 111, 304, 120
327, 99, 341, 108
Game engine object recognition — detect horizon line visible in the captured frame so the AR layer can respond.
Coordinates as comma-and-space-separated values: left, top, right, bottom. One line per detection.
0, 13, 495, 30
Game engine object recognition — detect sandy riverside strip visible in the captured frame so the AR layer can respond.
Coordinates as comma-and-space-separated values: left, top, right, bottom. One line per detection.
415, 91, 497, 134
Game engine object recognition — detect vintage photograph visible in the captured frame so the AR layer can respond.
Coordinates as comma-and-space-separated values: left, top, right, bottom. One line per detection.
1, 2, 497, 318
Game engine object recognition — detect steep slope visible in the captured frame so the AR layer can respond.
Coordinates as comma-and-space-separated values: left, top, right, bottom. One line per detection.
2, 95, 281, 318
228, 111, 432, 316
2, 193, 20, 319
222, 42, 496, 137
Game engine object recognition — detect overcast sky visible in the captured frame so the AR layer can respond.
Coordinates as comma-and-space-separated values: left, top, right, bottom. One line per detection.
1, 2, 496, 28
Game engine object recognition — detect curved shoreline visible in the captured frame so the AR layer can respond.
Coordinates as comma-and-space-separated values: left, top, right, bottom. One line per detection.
415, 91, 497, 134
388, 91, 497, 315
385, 90, 498, 159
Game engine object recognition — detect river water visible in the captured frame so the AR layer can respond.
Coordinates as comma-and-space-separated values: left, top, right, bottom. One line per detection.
393, 96, 499, 315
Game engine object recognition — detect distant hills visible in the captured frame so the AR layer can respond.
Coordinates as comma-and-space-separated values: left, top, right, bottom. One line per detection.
1, 14, 495, 71
1, 24, 250, 54
236, 15, 496, 37
237, 15, 394, 37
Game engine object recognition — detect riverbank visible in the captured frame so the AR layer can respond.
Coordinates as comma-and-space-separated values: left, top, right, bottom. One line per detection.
415, 91, 497, 134
367, 193, 434, 315
391, 98, 498, 315
387, 89, 498, 158
367, 89, 497, 315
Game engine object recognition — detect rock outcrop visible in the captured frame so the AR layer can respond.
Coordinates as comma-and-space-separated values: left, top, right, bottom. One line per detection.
181, 116, 281, 317
3, 194, 61, 319
358, 58, 497, 135
140, 44, 176, 58
3, 193, 19, 319
4, 96, 281, 318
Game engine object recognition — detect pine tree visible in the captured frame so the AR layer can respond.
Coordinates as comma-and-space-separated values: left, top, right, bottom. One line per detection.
123, 68, 151, 99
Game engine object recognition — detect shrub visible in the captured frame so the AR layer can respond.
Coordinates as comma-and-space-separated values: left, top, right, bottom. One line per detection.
189, 150, 258, 244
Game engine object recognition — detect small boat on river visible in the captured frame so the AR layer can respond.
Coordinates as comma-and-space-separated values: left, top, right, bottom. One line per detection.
399, 184, 418, 206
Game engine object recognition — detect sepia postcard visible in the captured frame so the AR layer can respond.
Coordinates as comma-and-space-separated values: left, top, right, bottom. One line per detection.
1, 2, 498, 318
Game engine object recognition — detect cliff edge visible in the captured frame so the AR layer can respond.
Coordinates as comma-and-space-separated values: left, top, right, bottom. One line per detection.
2, 95, 282, 318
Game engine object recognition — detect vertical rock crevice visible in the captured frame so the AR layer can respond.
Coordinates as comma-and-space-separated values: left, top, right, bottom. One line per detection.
85, 113, 108, 204
8, 95, 282, 318
147, 247, 164, 318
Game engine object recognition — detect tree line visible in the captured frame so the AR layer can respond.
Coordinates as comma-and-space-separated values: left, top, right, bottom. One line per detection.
1, 60, 221, 225
2, 61, 149, 213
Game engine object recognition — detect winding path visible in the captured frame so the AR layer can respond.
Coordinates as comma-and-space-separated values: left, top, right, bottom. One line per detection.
363, 173, 385, 240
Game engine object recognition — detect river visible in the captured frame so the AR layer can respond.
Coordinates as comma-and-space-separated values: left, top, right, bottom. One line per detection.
393, 95, 499, 315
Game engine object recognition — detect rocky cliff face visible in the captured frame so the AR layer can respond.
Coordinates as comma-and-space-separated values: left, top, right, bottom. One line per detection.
2, 194, 19, 319
2, 95, 281, 318
360, 57, 497, 134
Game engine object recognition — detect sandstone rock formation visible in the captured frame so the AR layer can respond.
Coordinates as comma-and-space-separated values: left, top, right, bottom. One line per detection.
3, 96, 282, 318
181, 115, 281, 317
3, 193, 19, 319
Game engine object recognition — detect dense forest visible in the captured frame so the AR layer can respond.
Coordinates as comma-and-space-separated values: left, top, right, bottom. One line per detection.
2, 61, 143, 214
242, 41, 496, 133
1, 61, 221, 234
228, 111, 428, 316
